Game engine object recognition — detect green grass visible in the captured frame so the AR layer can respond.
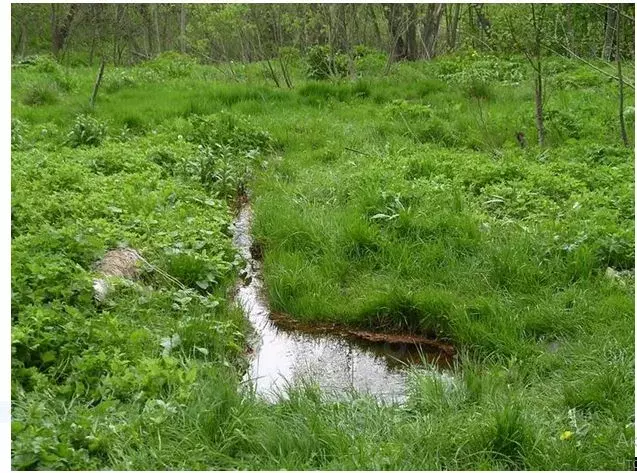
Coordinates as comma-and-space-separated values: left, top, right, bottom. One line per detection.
11, 53, 635, 470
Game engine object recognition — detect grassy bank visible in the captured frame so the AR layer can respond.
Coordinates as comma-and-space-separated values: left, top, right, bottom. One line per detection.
11, 52, 635, 469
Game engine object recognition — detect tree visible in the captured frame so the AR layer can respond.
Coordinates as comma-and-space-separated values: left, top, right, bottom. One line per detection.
50, 3, 78, 57
421, 3, 445, 59
445, 4, 462, 52
615, 4, 629, 146
384, 4, 407, 61
602, 3, 618, 60
506, 4, 548, 147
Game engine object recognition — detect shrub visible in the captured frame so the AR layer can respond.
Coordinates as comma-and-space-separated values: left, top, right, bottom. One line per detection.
305, 45, 348, 80
66, 115, 108, 148
103, 71, 136, 93
17, 54, 62, 74
186, 113, 272, 153
544, 109, 583, 140
436, 54, 525, 86
142, 52, 197, 79
11, 119, 26, 150
22, 82, 59, 106
464, 79, 493, 100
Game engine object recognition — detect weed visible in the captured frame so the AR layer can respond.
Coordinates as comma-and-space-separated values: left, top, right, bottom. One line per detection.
66, 114, 108, 147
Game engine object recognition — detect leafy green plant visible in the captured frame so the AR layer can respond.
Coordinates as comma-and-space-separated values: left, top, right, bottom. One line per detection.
22, 82, 59, 106
66, 114, 108, 147
305, 45, 348, 80
11, 119, 26, 150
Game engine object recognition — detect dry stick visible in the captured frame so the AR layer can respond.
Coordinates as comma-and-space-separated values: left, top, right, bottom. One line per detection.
279, 56, 293, 89
265, 58, 281, 88
615, 5, 629, 147
89, 58, 105, 108
344, 147, 373, 157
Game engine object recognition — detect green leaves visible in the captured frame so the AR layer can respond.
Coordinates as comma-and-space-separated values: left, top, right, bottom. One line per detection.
66, 114, 108, 148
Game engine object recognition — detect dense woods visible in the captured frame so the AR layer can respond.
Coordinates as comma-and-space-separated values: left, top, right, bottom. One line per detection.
11, 3, 636, 66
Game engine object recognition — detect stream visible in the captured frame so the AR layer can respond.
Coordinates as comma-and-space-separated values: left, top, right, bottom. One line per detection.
231, 202, 453, 403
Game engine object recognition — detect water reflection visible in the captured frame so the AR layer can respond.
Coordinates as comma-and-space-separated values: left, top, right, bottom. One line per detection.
232, 203, 451, 403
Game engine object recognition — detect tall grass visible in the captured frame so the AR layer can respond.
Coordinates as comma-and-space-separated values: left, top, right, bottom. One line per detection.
10, 53, 634, 470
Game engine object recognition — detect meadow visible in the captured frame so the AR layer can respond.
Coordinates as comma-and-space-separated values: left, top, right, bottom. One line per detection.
11, 51, 635, 470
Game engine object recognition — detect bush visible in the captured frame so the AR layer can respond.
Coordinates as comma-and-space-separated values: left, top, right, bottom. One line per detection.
66, 115, 108, 148
22, 82, 59, 106
186, 113, 272, 153
103, 70, 137, 93
17, 54, 62, 74
436, 53, 525, 86
142, 52, 197, 79
464, 79, 493, 100
544, 109, 583, 140
305, 45, 348, 80
12, 119, 26, 150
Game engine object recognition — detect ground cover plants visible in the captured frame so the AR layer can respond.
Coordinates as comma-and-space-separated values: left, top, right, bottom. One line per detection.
11, 46, 634, 470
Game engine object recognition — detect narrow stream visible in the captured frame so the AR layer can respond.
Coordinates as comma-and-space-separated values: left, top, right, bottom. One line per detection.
232, 202, 451, 403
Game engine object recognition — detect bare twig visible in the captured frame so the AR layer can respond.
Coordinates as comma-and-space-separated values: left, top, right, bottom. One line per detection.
89, 58, 105, 108
344, 147, 373, 157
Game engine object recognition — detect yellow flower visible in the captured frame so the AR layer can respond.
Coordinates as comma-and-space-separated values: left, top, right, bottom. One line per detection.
560, 430, 574, 441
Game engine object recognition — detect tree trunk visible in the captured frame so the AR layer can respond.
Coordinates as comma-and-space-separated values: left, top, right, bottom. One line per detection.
615, 5, 629, 146
422, 3, 445, 60
603, 4, 618, 60
12, 23, 23, 60
446, 4, 461, 52
565, 4, 575, 57
152, 4, 162, 54
405, 3, 417, 60
51, 3, 78, 57
20, 22, 27, 57
532, 5, 545, 147
180, 4, 187, 53
139, 4, 153, 57
370, 5, 383, 49
90, 59, 105, 108
384, 4, 406, 61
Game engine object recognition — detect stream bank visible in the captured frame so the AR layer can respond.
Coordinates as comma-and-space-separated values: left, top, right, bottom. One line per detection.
231, 200, 455, 403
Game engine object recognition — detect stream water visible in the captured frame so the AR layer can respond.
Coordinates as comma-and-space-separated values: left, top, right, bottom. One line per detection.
231, 203, 452, 403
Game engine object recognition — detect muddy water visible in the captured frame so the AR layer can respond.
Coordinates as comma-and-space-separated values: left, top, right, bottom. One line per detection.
232, 203, 451, 403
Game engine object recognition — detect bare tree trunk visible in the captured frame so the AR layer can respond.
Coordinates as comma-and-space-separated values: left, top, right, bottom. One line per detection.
446, 4, 461, 52
88, 5, 98, 66
405, 3, 418, 60
384, 4, 406, 61
180, 4, 187, 53
370, 5, 383, 49
565, 4, 575, 57
139, 4, 153, 57
265, 59, 281, 88
51, 3, 78, 57
615, 5, 629, 146
532, 5, 545, 147
603, 4, 618, 60
340, 4, 357, 79
20, 22, 27, 57
422, 3, 445, 60
90, 58, 105, 108
153, 4, 162, 54
12, 23, 23, 60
